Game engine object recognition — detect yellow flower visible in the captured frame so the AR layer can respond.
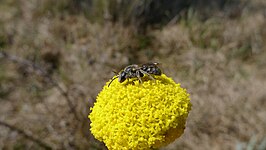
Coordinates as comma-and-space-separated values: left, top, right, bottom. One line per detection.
89, 74, 191, 150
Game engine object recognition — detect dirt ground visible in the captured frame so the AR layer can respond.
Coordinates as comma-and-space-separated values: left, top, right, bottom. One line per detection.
0, 0, 266, 149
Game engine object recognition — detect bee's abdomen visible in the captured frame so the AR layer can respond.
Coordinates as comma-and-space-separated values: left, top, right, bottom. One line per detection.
142, 66, 162, 75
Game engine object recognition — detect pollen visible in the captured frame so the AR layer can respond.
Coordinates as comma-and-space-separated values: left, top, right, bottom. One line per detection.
89, 74, 192, 150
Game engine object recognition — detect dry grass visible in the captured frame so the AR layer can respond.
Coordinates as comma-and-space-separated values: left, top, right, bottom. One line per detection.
0, 0, 266, 149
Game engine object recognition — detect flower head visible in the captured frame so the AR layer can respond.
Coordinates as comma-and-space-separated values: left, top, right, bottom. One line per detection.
89, 74, 191, 149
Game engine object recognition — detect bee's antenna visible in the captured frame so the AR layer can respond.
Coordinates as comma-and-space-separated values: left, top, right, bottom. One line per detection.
112, 70, 118, 74
108, 76, 118, 87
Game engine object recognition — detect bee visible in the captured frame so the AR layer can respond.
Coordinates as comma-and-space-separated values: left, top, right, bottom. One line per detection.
108, 62, 162, 87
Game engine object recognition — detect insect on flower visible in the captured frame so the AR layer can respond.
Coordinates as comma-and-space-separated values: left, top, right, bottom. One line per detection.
108, 62, 162, 87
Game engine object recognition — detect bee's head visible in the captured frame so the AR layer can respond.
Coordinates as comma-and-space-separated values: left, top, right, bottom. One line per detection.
108, 70, 127, 87
118, 71, 127, 83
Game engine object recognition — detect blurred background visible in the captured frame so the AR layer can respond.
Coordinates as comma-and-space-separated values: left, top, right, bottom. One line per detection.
0, 0, 266, 149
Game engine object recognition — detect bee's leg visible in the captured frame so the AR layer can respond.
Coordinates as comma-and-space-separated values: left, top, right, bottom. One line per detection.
140, 70, 155, 81
128, 78, 136, 85
136, 71, 143, 84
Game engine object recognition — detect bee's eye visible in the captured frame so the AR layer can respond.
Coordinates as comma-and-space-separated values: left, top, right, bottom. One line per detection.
121, 71, 126, 77
118, 71, 127, 82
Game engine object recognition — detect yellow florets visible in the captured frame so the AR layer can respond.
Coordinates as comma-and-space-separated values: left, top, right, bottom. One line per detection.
89, 74, 191, 150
